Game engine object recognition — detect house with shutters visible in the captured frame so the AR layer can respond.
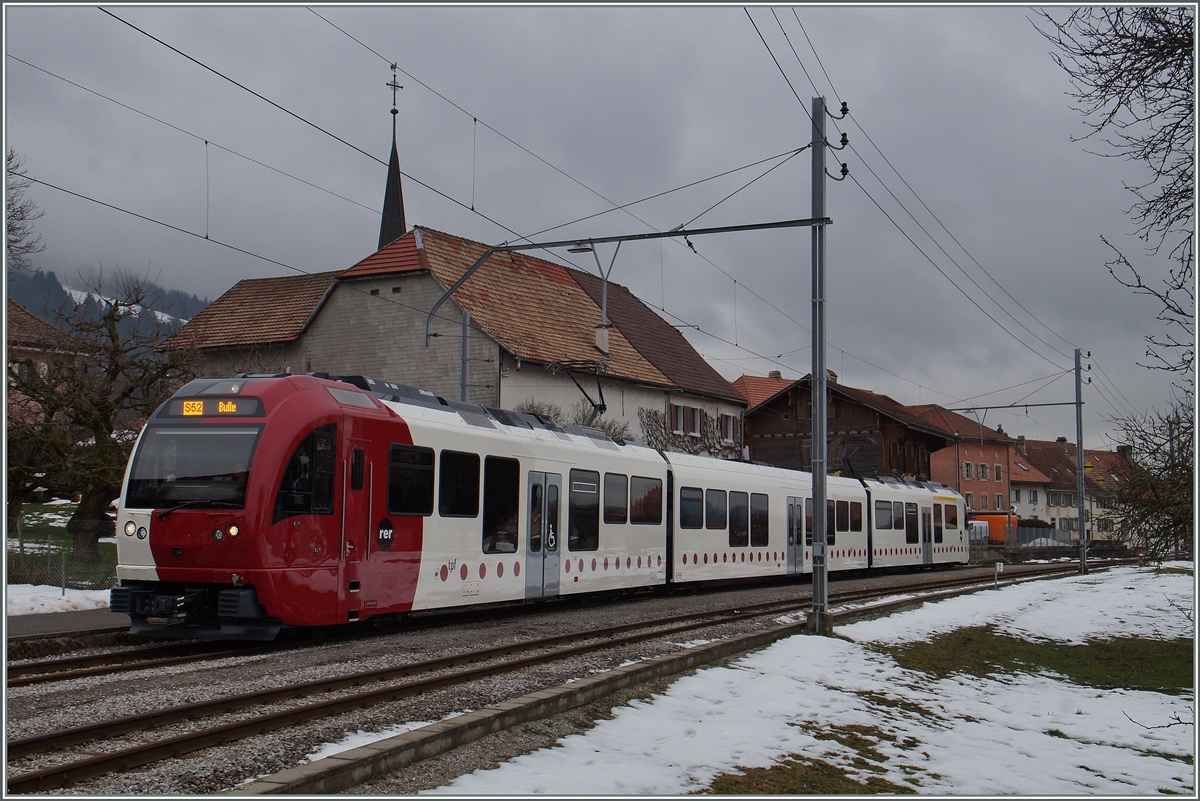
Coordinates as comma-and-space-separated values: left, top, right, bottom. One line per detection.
916, 406, 1016, 514
1008, 435, 1131, 541
166, 119, 746, 456
734, 370, 953, 480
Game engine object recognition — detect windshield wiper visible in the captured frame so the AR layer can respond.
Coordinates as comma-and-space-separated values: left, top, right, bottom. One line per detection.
156, 499, 242, 519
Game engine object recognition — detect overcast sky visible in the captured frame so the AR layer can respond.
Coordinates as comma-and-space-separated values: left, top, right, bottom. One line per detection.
4, 4, 1186, 449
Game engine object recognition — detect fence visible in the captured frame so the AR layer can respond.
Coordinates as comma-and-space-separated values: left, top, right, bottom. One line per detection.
6, 507, 118, 611
1011, 526, 1076, 547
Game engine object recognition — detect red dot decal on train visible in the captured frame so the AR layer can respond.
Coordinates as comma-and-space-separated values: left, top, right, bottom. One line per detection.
627, 557, 632, 569
703, 553, 708, 564
722, 553, 727, 563
588, 559, 594, 572
565, 559, 571, 573
460, 564, 468, 581
615, 557, 621, 570
578, 559, 584, 573
637, 556, 642, 568
604, 557, 609, 570
497, 562, 504, 578
479, 563, 486, 579
657, 555, 662, 566
513, 561, 520, 577
440, 565, 448, 582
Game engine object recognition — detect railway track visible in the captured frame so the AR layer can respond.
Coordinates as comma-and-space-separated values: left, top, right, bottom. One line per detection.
5, 562, 1094, 794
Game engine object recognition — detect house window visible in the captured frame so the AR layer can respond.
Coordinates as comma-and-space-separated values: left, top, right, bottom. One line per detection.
683, 405, 701, 437
965, 493, 974, 509
980, 494, 989, 510
719, 413, 739, 443
669, 404, 684, 434
994, 464, 1003, 482
1029, 490, 1038, 504
1011, 489, 1020, 504
962, 463, 972, 480
978, 463, 989, 481
996, 494, 1004, 511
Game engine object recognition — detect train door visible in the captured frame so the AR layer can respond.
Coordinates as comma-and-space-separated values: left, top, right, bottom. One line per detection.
524, 472, 561, 598
921, 506, 933, 566
786, 497, 803, 575
340, 438, 370, 622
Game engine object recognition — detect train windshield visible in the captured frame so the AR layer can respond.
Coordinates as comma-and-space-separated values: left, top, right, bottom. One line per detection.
125, 425, 262, 509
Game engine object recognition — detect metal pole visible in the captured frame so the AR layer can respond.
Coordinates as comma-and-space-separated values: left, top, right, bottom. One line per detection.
461, 309, 471, 402
809, 96, 831, 635
1076, 348, 1087, 574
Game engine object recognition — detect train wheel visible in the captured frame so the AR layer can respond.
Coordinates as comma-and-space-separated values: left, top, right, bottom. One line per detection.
371, 613, 403, 632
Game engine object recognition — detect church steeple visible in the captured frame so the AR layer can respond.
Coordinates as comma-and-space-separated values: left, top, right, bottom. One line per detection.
378, 65, 406, 251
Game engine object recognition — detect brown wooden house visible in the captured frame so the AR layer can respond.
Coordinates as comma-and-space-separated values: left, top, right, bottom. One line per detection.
736, 371, 952, 480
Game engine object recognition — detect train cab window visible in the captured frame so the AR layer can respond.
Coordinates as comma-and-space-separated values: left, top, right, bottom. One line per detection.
705, 489, 727, 530
905, 502, 919, 544
750, 493, 769, 547
850, 501, 863, 533
388, 445, 434, 516
629, 477, 663, 525
273, 425, 337, 523
604, 473, 628, 524
350, 449, 365, 491
944, 503, 959, 529
679, 487, 703, 529
804, 498, 814, 546
934, 503, 944, 543
729, 491, 749, 547
835, 500, 850, 532
568, 469, 600, 552
482, 456, 520, 553
439, 450, 480, 517
874, 500, 893, 530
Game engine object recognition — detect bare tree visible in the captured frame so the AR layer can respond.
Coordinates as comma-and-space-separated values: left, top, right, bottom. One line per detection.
1034, 8, 1194, 375
6, 148, 45, 274
7, 271, 197, 558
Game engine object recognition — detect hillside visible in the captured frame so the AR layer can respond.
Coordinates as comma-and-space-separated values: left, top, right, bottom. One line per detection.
7, 270, 209, 335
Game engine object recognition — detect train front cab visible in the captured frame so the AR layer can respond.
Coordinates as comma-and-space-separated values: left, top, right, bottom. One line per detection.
863, 479, 967, 569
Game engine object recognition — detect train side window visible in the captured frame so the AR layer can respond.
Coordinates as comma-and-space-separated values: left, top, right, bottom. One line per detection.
934, 503, 944, 543
679, 486, 703, 529
388, 445, 434, 516
905, 502, 919, 544
273, 424, 337, 523
482, 456, 520, 553
944, 503, 959, 529
729, 491, 749, 547
568, 469, 600, 551
529, 483, 543, 554
804, 498, 814, 546
750, 493, 769, 547
850, 501, 863, 533
604, 473, 629, 524
629, 476, 663, 525
826, 500, 836, 545
893, 501, 905, 530
350, 449, 365, 491
705, 489, 727, 530
836, 500, 850, 532
439, 450, 480, 518
874, 500, 893, 530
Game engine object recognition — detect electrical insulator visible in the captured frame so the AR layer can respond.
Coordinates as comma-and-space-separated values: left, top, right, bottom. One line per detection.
840, 133, 848, 146
840, 163, 849, 177
840, 101, 849, 116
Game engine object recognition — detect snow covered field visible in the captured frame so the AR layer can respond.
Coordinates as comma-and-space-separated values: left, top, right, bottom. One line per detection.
395, 564, 1193, 795
5, 585, 112, 616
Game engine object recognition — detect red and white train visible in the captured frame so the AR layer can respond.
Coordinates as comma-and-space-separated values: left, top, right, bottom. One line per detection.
110, 373, 969, 640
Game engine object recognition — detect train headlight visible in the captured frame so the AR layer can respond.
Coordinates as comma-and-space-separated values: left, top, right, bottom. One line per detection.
136, 527, 148, 540
124, 521, 137, 537
227, 524, 239, 538
212, 528, 225, 541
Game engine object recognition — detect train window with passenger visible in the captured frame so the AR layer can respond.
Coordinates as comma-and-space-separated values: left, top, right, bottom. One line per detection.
750, 493, 769, 547
905, 502, 919, 544
729, 491, 748, 547
705, 489, 727, 530
604, 473, 628, 524
944, 503, 959, 529
482, 456, 520, 553
850, 501, 863, 532
439, 450, 480, 517
387, 445, 434, 516
874, 500, 892, 529
568, 469, 600, 551
273, 425, 337, 523
679, 487, 703, 529
934, 503, 944, 543
629, 477, 663, 525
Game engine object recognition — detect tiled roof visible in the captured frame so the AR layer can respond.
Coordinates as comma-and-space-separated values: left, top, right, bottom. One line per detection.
733, 374, 793, 410
1010, 457, 1052, 485
573, 269, 745, 403
1017, 438, 1129, 492
908, 404, 1013, 443
412, 228, 671, 388
342, 231, 424, 279
165, 270, 341, 350
6, 299, 81, 353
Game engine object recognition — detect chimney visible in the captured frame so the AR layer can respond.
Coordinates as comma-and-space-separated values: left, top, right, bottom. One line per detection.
827, 369, 838, 383
1017, 435, 1026, 455
768, 370, 782, 380
1056, 436, 1068, 452
1117, 444, 1133, 463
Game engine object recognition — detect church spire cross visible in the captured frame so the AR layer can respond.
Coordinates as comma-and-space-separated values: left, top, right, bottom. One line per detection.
379, 63, 407, 251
